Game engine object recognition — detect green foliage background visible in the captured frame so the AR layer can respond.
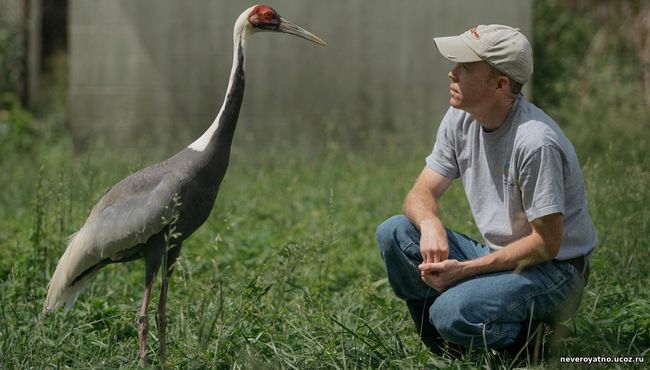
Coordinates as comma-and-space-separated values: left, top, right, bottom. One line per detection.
1, 1, 648, 368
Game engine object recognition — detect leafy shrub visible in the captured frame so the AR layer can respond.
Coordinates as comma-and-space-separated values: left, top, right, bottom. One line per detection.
0, 92, 36, 151
533, 0, 649, 162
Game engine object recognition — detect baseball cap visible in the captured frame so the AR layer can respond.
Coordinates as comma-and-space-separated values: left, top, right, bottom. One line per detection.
433, 25, 533, 85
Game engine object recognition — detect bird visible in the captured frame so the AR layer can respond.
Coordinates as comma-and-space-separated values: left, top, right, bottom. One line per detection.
43, 4, 326, 364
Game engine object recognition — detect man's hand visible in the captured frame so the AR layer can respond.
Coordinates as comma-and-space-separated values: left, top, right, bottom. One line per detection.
419, 219, 449, 263
419, 259, 466, 292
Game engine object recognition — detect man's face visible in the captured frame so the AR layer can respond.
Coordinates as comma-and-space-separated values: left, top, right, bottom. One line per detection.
447, 61, 498, 112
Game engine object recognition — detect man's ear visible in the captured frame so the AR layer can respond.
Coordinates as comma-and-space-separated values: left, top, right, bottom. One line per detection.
496, 75, 509, 92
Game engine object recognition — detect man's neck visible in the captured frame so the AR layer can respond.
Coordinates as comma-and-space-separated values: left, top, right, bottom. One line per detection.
472, 97, 516, 132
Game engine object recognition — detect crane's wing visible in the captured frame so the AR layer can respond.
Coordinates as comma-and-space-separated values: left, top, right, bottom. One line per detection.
44, 165, 184, 312
83, 168, 183, 259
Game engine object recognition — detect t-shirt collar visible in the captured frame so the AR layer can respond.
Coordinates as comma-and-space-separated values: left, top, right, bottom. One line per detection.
482, 94, 522, 141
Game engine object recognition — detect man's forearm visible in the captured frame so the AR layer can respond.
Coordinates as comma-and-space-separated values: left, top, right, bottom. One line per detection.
465, 212, 564, 276
403, 186, 451, 263
419, 213, 564, 291
419, 231, 560, 292
460, 231, 558, 277
403, 168, 454, 264
403, 187, 442, 230
403, 168, 452, 229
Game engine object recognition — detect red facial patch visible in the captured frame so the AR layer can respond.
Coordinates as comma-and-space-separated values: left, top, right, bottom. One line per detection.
249, 4, 280, 27
470, 27, 480, 39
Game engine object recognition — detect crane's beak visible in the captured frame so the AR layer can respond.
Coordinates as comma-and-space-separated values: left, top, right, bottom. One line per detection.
278, 18, 327, 47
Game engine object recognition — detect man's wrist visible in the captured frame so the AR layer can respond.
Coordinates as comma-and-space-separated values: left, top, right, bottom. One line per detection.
459, 259, 479, 278
418, 217, 440, 231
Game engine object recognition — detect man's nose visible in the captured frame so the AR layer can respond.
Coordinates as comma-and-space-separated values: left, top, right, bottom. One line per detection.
448, 65, 459, 81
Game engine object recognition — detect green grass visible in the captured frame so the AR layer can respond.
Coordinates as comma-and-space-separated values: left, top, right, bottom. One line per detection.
1, 2, 649, 366
0, 130, 648, 368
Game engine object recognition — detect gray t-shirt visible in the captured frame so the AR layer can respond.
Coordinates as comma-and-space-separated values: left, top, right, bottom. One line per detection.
426, 96, 597, 260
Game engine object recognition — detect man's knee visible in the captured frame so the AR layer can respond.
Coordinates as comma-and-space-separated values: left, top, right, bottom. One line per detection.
429, 294, 480, 347
376, 214, 412, 254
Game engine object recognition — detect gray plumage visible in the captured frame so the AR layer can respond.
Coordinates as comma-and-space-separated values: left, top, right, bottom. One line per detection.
42, 4, 325, 363
44, 147, 228, 311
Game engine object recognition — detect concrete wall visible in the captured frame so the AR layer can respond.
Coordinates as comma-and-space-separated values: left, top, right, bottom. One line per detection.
69, 0, 532, 151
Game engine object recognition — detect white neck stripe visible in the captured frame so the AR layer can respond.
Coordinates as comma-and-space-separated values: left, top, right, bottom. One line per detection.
188, 11, 251, 152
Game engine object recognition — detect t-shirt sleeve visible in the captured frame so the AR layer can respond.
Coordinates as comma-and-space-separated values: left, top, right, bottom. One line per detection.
519, 144, 566, 221
426, 108, 460, 179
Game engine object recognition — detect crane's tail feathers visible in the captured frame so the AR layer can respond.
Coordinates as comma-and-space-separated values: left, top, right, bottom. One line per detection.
43, 271, 97, 314
43, 231, 102, 313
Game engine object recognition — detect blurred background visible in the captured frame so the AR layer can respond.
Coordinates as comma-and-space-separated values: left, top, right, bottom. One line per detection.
1, 0, 648, 160
1, 2, 648, 367
2, 0, 534, 155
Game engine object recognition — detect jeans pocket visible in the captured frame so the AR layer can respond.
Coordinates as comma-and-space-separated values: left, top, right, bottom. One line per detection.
535, 261, 569, 290
534, 262, 585, 322
399, 241, 423, 264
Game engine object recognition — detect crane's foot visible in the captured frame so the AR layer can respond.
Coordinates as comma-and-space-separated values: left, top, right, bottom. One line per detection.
136, 314, 149, 367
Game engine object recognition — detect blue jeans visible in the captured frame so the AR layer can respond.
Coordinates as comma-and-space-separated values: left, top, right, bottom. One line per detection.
376, 215, 586, 350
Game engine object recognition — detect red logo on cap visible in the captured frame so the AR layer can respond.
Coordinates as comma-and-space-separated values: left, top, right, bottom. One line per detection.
470, 27, 480, 39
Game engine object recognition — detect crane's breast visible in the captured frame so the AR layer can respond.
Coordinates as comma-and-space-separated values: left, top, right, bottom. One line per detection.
173, 178, 221, 239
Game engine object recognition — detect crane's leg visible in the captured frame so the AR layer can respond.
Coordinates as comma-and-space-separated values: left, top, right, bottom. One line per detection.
137, 281, 154, 366
155, 245, 181, 364
137, 234, 166, 367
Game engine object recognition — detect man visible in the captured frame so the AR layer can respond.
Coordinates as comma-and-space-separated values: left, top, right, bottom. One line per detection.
376, 25, 597, 354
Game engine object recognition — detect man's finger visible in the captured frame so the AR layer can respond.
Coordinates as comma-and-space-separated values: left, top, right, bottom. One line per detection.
419, 262, 444, 272
435, 249, 448, 262
423, 250, 435, 264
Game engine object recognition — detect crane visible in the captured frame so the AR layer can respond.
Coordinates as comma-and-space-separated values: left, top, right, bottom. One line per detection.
43, 4, 326, 364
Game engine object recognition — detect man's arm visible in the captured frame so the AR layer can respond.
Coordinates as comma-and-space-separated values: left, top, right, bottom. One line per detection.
419, 212, 564, 291
403, 166, 453, 263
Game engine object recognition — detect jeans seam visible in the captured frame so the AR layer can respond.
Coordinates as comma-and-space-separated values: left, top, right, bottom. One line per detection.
481, 322, 521, 338
399, 240, 417, 254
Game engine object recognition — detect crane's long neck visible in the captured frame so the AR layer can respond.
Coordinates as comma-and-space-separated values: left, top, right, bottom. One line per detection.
188, 18, 249, 153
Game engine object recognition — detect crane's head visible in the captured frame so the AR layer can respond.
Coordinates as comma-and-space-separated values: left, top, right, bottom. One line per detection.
246, 4, 327, 47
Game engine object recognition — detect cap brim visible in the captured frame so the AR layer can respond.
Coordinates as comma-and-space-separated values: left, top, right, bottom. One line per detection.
433, 36, 482, 63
